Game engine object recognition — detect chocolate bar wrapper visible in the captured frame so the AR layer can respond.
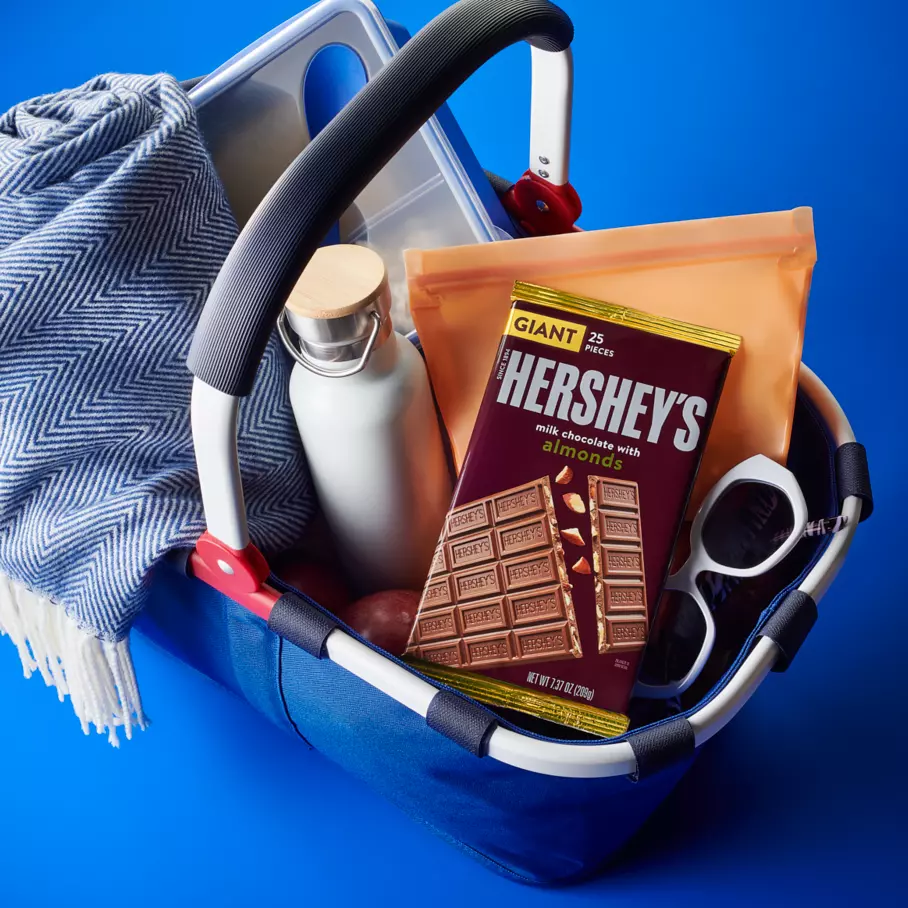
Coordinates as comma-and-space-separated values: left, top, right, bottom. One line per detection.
406, 281, 740, 733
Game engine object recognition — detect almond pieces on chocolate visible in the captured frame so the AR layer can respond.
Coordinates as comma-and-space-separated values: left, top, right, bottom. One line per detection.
562, 527, 585, 547
563, 492, 586, 514
571, 556, 591, 575
555, 465, 574, 485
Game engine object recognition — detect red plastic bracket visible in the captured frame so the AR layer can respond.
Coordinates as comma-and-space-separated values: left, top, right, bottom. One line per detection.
502, 170, 582, 237
188, 531, 280, 620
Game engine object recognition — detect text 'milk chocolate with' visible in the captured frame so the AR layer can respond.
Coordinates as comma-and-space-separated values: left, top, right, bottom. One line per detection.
406, 281, 740, 734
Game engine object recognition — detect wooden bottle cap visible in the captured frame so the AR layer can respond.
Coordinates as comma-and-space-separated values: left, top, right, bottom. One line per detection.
285, 244, 388, 320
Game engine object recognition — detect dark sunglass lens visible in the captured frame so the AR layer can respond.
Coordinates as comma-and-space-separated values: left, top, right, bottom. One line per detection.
641, 589, 705, 686
701, 481, 795, 570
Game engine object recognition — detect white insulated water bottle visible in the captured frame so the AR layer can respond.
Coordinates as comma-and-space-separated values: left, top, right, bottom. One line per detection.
279, 244, 452, 595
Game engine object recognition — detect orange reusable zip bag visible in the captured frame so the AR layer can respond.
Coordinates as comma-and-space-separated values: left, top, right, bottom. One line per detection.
406, 208, 816, 511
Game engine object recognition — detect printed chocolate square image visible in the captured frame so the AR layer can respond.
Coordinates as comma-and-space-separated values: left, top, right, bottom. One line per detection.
589, 476, 649, 654
406, 477, 582, 669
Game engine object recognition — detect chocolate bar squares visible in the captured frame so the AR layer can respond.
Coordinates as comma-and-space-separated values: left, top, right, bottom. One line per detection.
589, 476, 648, 653
406, 478, 582, 669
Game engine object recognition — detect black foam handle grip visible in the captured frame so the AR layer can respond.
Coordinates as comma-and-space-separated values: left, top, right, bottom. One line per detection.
188, 0, 573, 396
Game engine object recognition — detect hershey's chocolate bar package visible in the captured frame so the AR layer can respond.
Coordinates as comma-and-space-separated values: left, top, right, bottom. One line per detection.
405, 282, 740, 734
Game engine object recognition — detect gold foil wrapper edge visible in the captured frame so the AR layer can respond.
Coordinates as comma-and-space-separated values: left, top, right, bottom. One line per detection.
407, 659, 630, 739
511, 281, 742, 355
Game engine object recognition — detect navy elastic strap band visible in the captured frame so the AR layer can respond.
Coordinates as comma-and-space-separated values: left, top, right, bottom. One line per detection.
426, 690, 498, 757
627, 717, 696, 781
835, 442, 873, 521
758, 588, 817, 672
268, 592, 339, 659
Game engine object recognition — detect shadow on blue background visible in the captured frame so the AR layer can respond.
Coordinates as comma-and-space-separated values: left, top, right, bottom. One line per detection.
0, 0, 905, 904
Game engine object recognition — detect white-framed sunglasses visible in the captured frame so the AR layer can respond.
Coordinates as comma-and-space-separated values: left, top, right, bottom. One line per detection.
635, 454, 810, 700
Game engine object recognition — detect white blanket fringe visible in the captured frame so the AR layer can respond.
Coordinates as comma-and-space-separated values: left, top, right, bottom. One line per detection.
0, 572, 146, 746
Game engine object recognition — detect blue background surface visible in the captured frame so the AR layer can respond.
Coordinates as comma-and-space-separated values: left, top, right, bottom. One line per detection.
0, 0, 905, 903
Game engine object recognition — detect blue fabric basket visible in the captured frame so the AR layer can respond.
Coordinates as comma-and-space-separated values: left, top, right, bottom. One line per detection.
137, 371, 867, 885
136, 0, 871, 886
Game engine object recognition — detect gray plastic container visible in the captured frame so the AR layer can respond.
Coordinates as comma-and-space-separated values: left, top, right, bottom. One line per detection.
191, 0, 514, 328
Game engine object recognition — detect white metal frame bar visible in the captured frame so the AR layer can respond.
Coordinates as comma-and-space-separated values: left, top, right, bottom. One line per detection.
528, 47, 573, 185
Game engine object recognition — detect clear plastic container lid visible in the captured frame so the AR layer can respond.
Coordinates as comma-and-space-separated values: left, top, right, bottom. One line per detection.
190, 0, 514, 328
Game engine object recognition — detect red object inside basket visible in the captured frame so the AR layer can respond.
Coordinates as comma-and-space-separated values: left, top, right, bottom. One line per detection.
189, 531, 278, 619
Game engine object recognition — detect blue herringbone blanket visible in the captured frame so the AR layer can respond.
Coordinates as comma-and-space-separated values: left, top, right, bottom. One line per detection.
0, 74, 313, 740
